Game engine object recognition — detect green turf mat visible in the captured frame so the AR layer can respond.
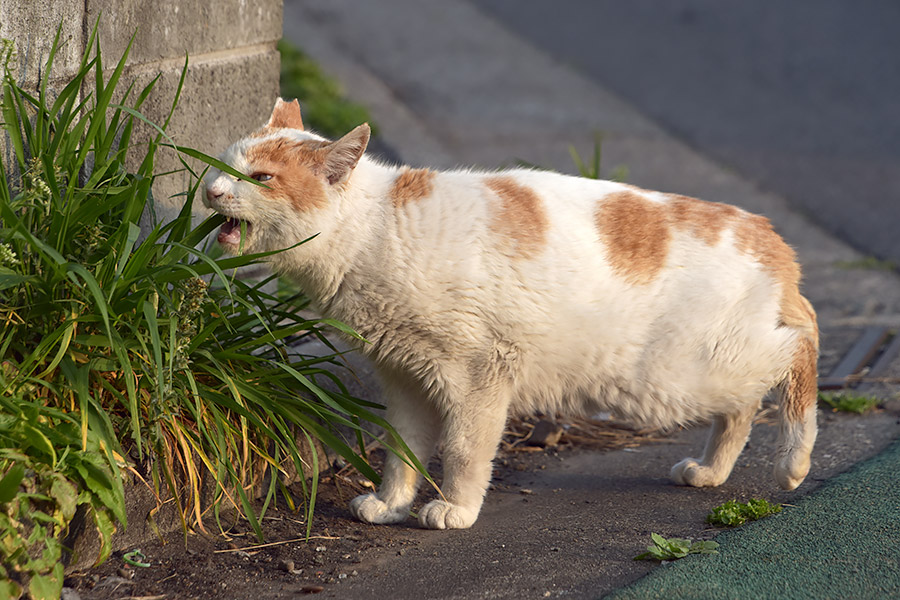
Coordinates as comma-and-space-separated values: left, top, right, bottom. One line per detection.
605, 438, 900, 600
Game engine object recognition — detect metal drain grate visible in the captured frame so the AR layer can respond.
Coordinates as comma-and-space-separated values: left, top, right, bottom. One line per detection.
818, 326, 900, 390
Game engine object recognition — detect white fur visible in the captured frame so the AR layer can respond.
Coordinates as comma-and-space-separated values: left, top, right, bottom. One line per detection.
205, 121, 816, 530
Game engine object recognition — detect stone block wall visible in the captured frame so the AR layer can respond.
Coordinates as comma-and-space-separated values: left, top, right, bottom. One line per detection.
1, 0, 282, 220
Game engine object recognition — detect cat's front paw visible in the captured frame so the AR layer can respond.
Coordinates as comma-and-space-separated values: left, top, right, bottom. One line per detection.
349, 493, 409, 524
670, 458, 726, 487
418, 499, 478, 530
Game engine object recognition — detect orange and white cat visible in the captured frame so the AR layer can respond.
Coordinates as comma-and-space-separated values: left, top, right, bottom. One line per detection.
204, 98, 818, 530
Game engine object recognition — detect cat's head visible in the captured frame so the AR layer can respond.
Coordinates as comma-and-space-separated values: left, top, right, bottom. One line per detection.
204, 98, 370, 254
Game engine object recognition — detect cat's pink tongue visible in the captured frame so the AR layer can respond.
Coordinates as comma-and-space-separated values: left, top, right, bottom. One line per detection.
218, 218, 242, 245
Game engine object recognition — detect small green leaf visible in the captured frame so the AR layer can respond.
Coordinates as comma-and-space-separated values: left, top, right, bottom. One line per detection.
23, 425, 57, 466
90, 503, 116, 567
0, 464, 25, 503
0, 579, 23, 600
50, 476, 78, 521
666, 538, 691, 558
28, 563, 63, 600
690, 540, 721, 555
635, 533, 719, 561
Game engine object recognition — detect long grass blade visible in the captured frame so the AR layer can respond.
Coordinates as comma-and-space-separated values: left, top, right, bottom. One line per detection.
2, 82, 26, 169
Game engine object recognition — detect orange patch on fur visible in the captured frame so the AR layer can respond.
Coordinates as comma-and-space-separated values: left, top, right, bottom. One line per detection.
595, 191, 671, 285
780, 288, 819, 346
485, 176, 548, 259
390, 169, 435, 207
734, 214, 802, 295
667, 194, 739, 246
246, 138, 328, 212
781, 336, 818, 422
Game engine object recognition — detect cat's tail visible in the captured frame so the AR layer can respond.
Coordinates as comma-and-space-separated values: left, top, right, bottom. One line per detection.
773, 292, 819, 490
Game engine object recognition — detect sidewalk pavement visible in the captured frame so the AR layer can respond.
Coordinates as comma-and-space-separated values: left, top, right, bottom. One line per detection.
283, 1, 900, 598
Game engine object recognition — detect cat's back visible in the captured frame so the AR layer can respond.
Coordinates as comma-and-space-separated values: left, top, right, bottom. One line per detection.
384, 167, 624, 267
382, 166, 793, 294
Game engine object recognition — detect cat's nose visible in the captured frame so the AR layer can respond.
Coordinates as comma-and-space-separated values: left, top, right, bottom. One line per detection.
205, 184, 223, 207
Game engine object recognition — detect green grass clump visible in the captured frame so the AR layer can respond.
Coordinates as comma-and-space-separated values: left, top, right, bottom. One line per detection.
1, 22, 422, 596
818, 391, 880, 414
834, 256, 898, 272
634, 533, 719, 561
516, 133, 628, 182
278, 39, 376, 138
706, 498, 782, 527
569, 133, 628, 182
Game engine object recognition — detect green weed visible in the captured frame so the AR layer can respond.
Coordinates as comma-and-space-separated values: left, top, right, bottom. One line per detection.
634, 533, 719, 561
569, 133, 628, 181
0, 397, 124, 599
834, 256, 898, 272
818, 391, 880, 414
706, 498, 782, 527
515, 133, 628, 181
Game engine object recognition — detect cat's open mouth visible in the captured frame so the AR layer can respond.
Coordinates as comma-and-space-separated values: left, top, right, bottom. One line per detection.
218, 217, 252, 247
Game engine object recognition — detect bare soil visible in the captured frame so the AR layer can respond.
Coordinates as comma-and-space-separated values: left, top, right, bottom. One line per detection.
65, 470, 414, 599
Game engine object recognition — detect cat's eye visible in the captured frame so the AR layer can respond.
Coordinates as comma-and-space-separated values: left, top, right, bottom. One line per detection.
252, 173, 273, 182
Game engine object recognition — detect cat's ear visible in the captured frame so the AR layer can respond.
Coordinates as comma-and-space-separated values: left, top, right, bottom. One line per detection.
321, 124, 370, 185
266, 98, 304, 130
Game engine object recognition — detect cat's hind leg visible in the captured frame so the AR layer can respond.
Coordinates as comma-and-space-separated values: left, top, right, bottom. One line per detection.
771, 294, 819, 490
772, 334, 818, 490
670, 401, 758, 487
350, 373, 440, 525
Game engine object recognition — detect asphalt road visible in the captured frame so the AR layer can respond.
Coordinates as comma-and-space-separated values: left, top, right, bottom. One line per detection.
472, 0, 900, 266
